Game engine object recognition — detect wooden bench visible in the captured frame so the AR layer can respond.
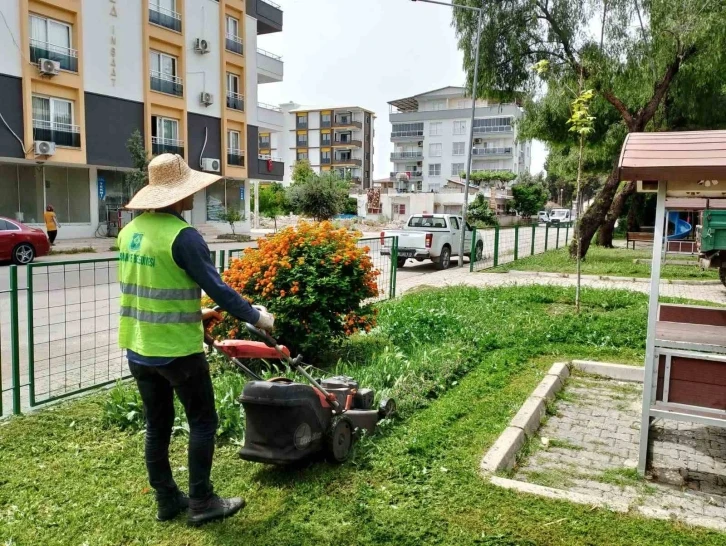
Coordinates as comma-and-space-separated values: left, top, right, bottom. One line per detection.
626, 231, 654, 250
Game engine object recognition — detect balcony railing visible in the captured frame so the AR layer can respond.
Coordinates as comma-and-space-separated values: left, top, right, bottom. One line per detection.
472, 147, 513, 156
296, 140, 308, 148
321, 118, 332, 128
296, 120, 308, 129
333, 138, 362, 147
227, 148, 245, 166
150, 70, 183, 96
333, 157, 362, 166
29, 40, 78, 72
259, 102, 281, 112
149, 4, 182, 32
391, 129, 424, 139
32, 119, 80, 148
390, 171, 423, 181
333, 117, 362, 129
259, 140, 271, 149
321, 157, 332, 164
321, 138, 332, 147
226, 91, 244, 111
152, 136, 184, 156
473, 125, 513, 134
258, 154, 284, 179
259, 153, 283, 161
257, 48, 282, 61
225, 33, 243, 55
391, 151, 423, 160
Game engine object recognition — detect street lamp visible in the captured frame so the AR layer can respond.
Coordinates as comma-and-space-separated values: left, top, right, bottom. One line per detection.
410, 0, 483, 267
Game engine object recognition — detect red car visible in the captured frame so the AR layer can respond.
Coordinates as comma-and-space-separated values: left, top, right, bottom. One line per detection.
0, 216, 51, 264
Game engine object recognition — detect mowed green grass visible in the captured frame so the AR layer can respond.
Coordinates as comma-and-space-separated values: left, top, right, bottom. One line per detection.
1, 286, 724, 545
489, 246, 718, 280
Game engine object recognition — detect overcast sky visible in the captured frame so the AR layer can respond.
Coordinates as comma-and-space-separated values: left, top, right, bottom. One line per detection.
259, 0, 546, 179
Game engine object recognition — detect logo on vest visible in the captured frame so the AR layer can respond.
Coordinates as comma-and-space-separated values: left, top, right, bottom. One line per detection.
129, 233, 144, 252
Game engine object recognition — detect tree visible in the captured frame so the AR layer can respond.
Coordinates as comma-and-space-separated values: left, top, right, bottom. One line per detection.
218, 207, 243, 235
453, 0, 726, 258
287, 171, 349, 221
291, 159, 315, 185
511, 176, 549, 218
123, 130, 150, 199
257, 182, 288, 232
468, 194, 498, 227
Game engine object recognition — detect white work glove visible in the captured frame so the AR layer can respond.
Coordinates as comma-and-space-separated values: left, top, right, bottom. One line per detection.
253, 305, 275, 332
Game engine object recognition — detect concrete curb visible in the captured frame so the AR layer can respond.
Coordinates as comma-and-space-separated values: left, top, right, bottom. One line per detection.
480, 362, 570, 473
504, 270, 721, 286
571, 360, 644, 383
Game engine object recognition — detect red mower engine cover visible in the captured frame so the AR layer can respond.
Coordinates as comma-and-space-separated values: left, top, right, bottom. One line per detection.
238, 381, 332, 465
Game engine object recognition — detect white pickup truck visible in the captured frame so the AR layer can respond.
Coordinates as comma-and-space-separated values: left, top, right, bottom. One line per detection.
380, 214, 483, 269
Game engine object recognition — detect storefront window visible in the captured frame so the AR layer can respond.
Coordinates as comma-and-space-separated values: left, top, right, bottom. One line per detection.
206, 178, 245, 221
45, 166, 90, 223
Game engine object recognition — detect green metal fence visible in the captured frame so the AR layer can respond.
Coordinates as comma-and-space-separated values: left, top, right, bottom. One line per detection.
357, 236, 398, 302
470, 223, 573, 272
1, 266, 23, 416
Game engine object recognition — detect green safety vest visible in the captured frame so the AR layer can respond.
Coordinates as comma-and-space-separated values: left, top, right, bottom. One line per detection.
117, 212, 203, 357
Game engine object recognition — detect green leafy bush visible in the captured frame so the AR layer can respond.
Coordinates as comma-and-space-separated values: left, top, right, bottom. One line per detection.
101, 381, 146, 430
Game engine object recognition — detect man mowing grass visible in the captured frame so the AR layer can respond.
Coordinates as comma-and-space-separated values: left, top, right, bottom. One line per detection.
118, 154, 274, 526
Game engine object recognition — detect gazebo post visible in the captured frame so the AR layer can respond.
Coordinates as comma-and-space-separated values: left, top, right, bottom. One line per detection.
638, 181, 667, 475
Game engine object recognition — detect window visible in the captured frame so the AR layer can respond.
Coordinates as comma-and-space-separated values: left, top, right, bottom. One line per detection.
228, 130, 240, 151
321, 150, 331, 164
453, 121, 466, 135
457, 99, 470, 109
452, 142, 465, 156
45, 166, 91, 223
29, 15, 76, 72
149, 0, 181, 32
227, 131, 243, 166
451, 163, 464, 176
226, 73, 243, 110
321, 112, 331, 127
207, 179, 244, 222
428, 163, 441, 177
227, 72, 240, 94
32, 95, 79, 147
321, 132, 331, 146
259, 133, 270, 149
391, 122, 424, 138
430, 100, 446, 111
0, 219, 20, 231
225, 15, 242, 54
394, 204, 406, 215
365, 152, 370, 160
473, 117, 513, 133
429, 122, 442, 136
150, 51, 182, 96
297, 114, 308, 127
151, 116, 182, 155
429, 143, 442, 157
297, 133, 308, 146
450, 217, 460, 230
297, 151, 308, 161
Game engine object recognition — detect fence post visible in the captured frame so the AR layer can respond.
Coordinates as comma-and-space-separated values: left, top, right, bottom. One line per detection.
514, 226, 519, 261
556, 226, 561, 249
26, 265, 36, 407
469, 228, 477, 272
493, 226, 500, 267
545, 224, 549, 251
389, 236, 398, 299
219, 250, 226, 273
210, 250, 217, 272
566, 223, 570, 245
531, 224, 536, 256
9, 265, 21, 415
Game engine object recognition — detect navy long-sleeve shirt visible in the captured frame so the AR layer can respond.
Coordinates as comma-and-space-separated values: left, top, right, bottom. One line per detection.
127, 212, 259, 366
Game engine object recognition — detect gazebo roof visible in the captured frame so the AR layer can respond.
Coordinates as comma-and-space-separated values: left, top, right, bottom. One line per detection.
619, 130, 726, 182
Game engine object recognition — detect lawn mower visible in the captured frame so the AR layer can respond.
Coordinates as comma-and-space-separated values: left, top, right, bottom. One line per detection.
204, 321, 396, 465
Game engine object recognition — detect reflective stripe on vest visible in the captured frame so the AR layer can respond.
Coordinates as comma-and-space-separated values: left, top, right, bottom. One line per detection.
117, 212, 204, 358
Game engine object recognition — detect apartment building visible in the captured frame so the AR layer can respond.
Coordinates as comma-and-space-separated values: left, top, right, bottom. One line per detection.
270, 103, 375, 189
387, 86, 531, 193
0, 0, 284, 238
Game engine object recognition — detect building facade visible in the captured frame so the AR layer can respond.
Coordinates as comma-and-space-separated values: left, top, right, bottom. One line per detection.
387, 86, 531, 193
0, 0, 284, 238
272, 103, 375, 188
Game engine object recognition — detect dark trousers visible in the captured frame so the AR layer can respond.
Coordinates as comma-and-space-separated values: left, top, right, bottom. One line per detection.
129, 353, 218, 502
48, 230, 57, 244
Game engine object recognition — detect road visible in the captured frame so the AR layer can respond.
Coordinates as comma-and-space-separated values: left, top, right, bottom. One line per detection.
0, 225, 570, 415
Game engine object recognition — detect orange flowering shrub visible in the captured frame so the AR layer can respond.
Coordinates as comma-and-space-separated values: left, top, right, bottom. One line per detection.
206, 221, 380, 356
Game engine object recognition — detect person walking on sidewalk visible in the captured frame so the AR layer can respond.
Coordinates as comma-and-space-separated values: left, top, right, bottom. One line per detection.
44, 205, 59, 245
117, 153, 274, 526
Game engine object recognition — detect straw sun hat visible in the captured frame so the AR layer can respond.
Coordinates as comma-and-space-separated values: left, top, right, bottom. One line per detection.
125, 153, 221, 210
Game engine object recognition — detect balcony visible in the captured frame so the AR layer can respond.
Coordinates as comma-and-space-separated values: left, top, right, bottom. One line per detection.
295, 140, 308, 148
150, 71, 183, 97
255, 0, 283, 35
472, 147, 513, 156
321, 157, 332, 164
321, 139, 332, 147
226, 91, 244, 111
225, 34, 243, 55
296, 120, 308, 129
227, 148, 245, 167
391, 129, 424, 142
333, 138, 362, 147
333, 157, 362, 166
390, 171, 423, 181
321, 118, 332, 128
29, 40, 78, 72
473, 125, 513, 135
257, 102, 284, 131
152, 136, 184, 156
333, 117, 362, 129
32, 119, 80, 148
258, 139, 271, 150
391, 151, 423, 160
258, 154, 284, 179
149, 4, 182, 33
257, 48, 283, 83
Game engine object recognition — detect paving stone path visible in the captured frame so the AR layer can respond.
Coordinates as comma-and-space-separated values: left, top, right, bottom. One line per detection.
513, 374, 726, 531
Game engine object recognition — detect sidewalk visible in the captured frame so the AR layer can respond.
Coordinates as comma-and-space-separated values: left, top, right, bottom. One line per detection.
50, 234, 263, 254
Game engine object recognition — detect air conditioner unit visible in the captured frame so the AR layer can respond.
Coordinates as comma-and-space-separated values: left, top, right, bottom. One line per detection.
200, 92, 214, 106
201, 158, 221, 172
474, 138, 483, 144
35, 141, 56, 156
417, 141, 423, 146
194, 38, 210, 54
38, 58, 60, 76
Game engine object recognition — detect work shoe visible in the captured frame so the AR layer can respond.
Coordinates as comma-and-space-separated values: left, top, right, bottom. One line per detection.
156, 489, 189, 522
187, 495, 245, 527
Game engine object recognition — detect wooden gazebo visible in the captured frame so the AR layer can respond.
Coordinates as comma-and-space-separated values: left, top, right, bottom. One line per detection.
619, 130, 726, 474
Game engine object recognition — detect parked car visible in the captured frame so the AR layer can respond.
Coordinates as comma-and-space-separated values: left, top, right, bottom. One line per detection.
548, 208, 571, 224
380, 214, 483, 270
537, 211, 550, 223
0, 217, 51, 264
